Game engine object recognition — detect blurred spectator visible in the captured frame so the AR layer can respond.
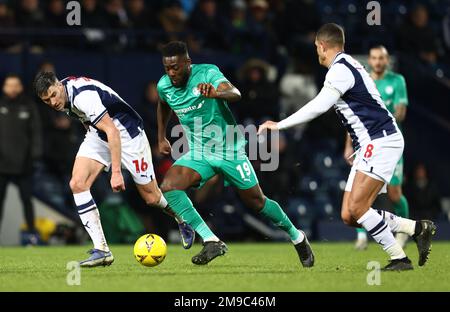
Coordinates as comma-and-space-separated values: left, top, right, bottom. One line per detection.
45, 0, 67, 28
158, 1, 190, 46
0, 1, 17, 50
0, 74, 42, 238
189, 0, 229, 51
397, 4, 440, 65
15, 0, 45, 28
0, 0, 14, 28
279, 60, 318, 118
247, 0, 277, 60
404, 163, 442, 221
227, 0, 247, 53
273, 0, 320, 64
273, 0, 320, 51
81, 0, 108, 28
104, 0, 129, 50
126, 0, 163, 50
237, 58, 279, 123
127, 0, 159, 29
105, 0, 128, 29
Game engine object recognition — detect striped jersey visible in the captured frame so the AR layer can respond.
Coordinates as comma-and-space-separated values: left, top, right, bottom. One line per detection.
325, 53, 399, 150
61, 76, 143, 141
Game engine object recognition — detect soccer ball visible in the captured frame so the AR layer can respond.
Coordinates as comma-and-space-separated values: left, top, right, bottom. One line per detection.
133, 234, 167, 267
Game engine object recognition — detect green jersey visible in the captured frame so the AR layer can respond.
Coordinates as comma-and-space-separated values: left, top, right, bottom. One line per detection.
373, 70, 408, 122
157, 64, 245, 156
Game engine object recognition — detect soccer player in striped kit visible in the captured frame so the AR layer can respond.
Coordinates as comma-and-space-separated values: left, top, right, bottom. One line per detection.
259, 23, 435, 270
348, 45, 411, 250
34, 72, 195, 267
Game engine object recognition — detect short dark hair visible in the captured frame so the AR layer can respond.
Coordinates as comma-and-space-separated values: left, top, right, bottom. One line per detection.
161, 41, 188, 57
369, 45, 389, 55
34, 71, 58, 97
316, 23, 345, 48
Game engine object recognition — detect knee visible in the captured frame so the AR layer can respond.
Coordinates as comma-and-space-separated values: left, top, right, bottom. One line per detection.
69, 177, 89, 193
245, 196, 266, 212
144, 193, 161, 206
341, 209, 354, 226
160, 181, 175, 193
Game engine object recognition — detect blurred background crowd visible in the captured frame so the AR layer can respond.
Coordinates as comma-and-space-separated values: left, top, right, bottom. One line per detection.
0, 0, 449, 245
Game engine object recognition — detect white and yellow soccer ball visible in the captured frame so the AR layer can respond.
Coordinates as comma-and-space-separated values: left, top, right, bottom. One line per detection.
133, 234, 167, 267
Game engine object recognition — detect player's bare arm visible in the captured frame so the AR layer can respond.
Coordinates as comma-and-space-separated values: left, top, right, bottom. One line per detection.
258, 86, 340, 135
157, 98, 173, 155
196, 82, 241, 102
394, 104, 407, 122
95, 113, 125, 192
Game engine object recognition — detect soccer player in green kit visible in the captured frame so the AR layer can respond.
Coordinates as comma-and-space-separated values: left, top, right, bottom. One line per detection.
157, 41, 314, 266
344, 46, 410, 249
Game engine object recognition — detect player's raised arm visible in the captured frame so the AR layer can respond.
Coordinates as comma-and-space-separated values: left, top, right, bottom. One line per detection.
257, 86, 340, 134
95, 113, 125, 192
197, 82, 241, 103
157, 98, 173, 155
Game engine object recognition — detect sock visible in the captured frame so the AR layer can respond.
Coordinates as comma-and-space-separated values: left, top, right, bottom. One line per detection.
393, 195, 410, 218
356, 228, 367, 240
73, 190, 109, 252
376, 209, 416, 236
164, 190, 219, 242
358, 208, 406, 260
156, 195, 183, 224
260, 197, 302, 243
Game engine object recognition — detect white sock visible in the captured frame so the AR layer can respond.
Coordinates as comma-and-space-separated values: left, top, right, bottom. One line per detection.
358, 208, 406, 260
376, 209, 416, 236
292, 230, 305, 244
157, 195, 184, 224
74, 190, 109, 252
197, 223, 219, 242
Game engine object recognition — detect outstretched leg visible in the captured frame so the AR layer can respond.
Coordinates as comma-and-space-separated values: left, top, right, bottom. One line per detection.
345, 171, 412, 270
236, 184, 314, 268
161, 165, 227, 265
70, 157, 113, 267
136, 179, 195, 249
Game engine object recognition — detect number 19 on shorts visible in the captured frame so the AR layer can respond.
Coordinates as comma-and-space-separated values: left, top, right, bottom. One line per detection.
236, 162, 251, 180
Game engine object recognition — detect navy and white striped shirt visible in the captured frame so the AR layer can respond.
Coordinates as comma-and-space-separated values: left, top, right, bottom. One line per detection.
325, 53, 399, 150
62, 76, 143, 141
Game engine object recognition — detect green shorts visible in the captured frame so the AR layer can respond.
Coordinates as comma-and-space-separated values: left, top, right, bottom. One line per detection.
173, 149, 259, 190
390, 156, 404, 186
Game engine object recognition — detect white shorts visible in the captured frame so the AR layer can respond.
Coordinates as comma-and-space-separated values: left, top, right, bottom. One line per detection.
345, 132, 404, 194
76, 131, 155, 185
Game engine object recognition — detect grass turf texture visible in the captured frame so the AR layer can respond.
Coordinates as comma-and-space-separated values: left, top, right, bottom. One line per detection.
1, 242, 449, 291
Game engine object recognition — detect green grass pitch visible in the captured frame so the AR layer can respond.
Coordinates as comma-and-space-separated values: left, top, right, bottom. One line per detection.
1, 242, 449, 291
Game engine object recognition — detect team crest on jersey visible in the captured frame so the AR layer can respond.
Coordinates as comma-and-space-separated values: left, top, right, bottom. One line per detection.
385, 86, 394, 95
192, 87, 200, 96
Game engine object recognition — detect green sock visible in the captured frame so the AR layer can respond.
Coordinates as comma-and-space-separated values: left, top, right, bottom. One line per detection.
393, 195, 410, 218
164, 190, 217, 241
356, 228, 366, 233
260, 197, 299, 241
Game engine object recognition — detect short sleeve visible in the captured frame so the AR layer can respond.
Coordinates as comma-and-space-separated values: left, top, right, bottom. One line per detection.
394, 74, 408, 106
157, 79, 167, 103
324, 64, 355, 95
205, 65, 230, 89
73, 90, 107, 125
